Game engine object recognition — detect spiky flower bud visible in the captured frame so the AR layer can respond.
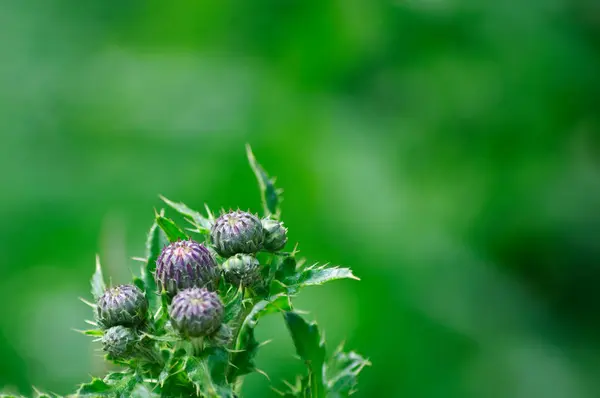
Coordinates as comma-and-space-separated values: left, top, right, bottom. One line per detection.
210, 210, 264, 257
209, 324, 233, 346
102, 326, 137, 358
221, 254, 262, 288
155, 240, 219, 297
97, 284, 148, 328
261, 219, 288, 252
169, 287, 224, 338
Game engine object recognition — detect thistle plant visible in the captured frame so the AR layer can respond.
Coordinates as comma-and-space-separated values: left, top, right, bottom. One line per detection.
8, 145, 369, 398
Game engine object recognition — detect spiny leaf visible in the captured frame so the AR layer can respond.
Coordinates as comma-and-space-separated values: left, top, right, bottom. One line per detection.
103, 371, 140, 397
223, 286, 244, 324
326, 345, 371, 397
185, 353, 233, 398
159, 349, 186, 387
155, 211, 189, 242
160, 195, 213, 232
75, 378, 112, 396
229, 295, 292, 381
280, 265, 359, 295
246, 144, 283, 218
143, 220, 167, 314
284, 312, 326, 398
297, 265, 359, 286
90, 255, 106, 300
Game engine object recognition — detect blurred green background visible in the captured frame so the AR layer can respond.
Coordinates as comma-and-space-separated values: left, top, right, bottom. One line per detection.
1, 0, 600, 397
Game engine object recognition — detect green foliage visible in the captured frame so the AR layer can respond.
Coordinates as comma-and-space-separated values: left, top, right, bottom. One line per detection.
246, 144, 283, 219
155, 211, 190, 242
160, 195, 214, 233
143, 220, 168, 314
18, 147, 366, 397
90, 255, 106, 301
283, 312, 326, 397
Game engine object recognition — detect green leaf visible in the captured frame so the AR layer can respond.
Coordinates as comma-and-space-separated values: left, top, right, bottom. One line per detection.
160, 195, 213, 232
143, 220, 167, 314
280, 265, 359, 295
185, 351, 233, 398
103, 371, 140, 397
75, 378, 112, 396
159, 348, 186, 387
246, 144, 283, 218
90, 255, 106, 300
229, 294, 292, 381
223, 287, 243, 324
284, 312, 326, 398
325, 345, 370, 397
155, 211, 189, 242
153, 290, 170, 331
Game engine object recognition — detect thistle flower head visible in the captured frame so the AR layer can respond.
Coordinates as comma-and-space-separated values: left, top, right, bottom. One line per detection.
221, 254, 262, 288
101, 326, 137, 358
155, 239, 219, 297
97, 284, 148, 328
169, 287, 224, 338
210, 210, 264, 257
261, 218, 288, 252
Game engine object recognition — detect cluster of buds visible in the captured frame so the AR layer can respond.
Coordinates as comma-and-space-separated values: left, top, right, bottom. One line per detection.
142, 211, 289, 345
96, 284, 148, 359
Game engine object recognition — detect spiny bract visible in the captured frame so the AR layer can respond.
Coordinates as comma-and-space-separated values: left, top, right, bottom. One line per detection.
169, 287, 224, 338
261, 218, 288, 252
221, 253, 262, 289
155, 239, 219, 297
210, 210, 264, 257
96, 284, 148, 328
102, 325, 137, 358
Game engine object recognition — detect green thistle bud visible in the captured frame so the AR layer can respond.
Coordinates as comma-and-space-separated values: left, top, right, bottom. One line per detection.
210, 210, 264, 257
97, 284, 148, 328
101, 326, 137, 358
155, 239, 219, 297
169, 287, 224, 338
221, 254, 261, 288
261, 219, 288, 252
209, 324, 233, 347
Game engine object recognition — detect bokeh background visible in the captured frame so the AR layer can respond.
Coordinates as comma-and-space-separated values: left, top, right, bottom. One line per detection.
1, 0, 600, 397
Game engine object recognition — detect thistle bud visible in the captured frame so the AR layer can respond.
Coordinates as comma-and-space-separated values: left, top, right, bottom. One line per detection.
155, 240, 219, 297
169, 287, 224, 338
97, 284, 148, 328
221, 254, 261, 288
102, 326, 137, 358
210, 210, 263, 257
209, 324, 233, 347
261, 219, 288, 252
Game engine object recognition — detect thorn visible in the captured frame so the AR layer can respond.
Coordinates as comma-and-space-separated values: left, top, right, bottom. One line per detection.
79, 297, 96, 308
255, 367, 270, 381
282, 379, 296, 390
84, 319, 98, 326
258, 339, 273, 348
270, 386, 286, 396
227, 361, 239, 369
132, 257, 147, 263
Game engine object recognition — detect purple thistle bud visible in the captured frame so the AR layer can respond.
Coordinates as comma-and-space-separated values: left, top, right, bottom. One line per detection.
169, 287, 224, 338
155, 240, 219, 297
210, 210, 264, 257
221, 254, 262, 288
261, 218, 288, 252
96, 284, 148, 328
101, 326, 137, 358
